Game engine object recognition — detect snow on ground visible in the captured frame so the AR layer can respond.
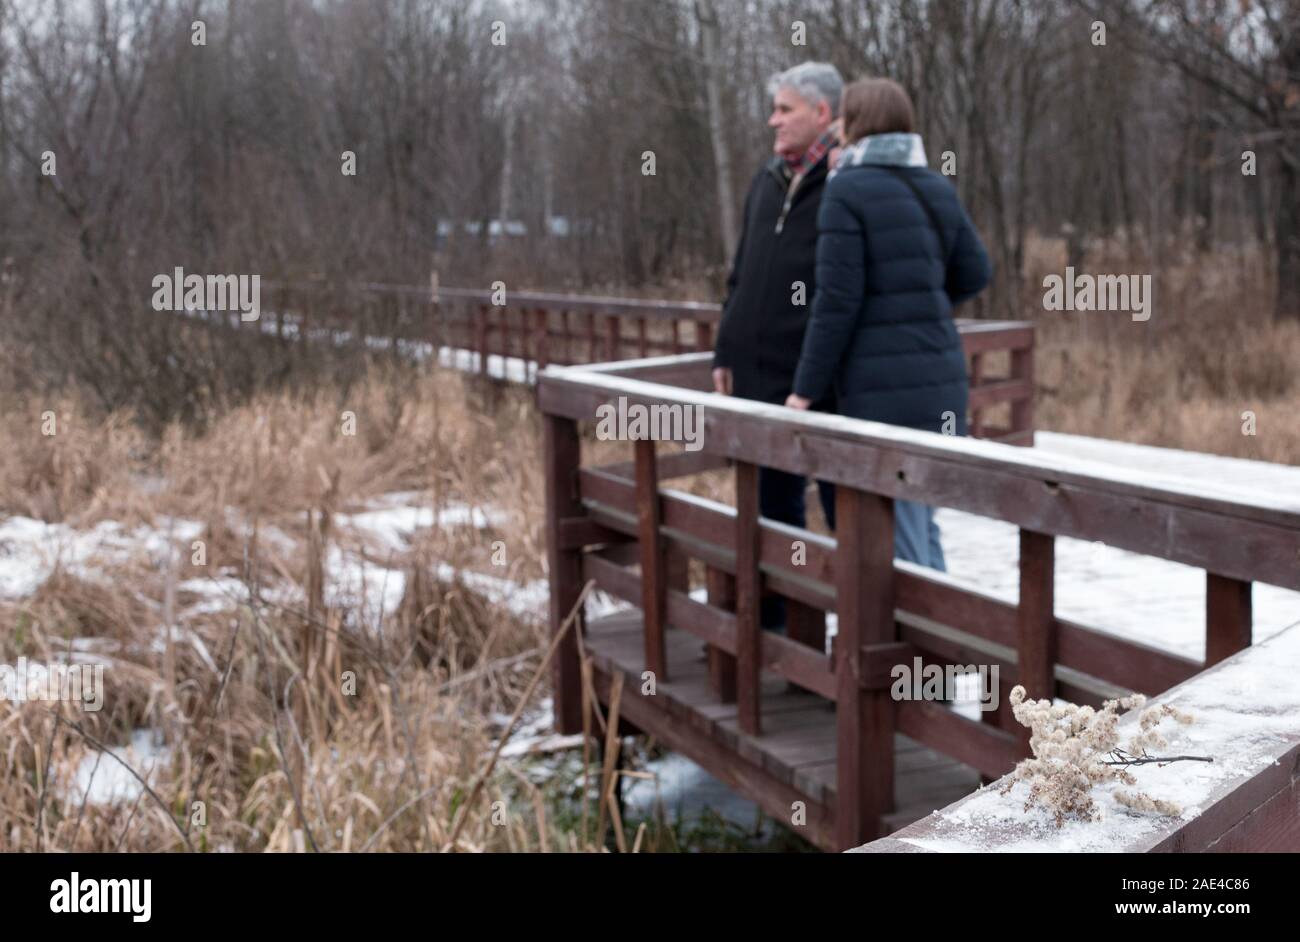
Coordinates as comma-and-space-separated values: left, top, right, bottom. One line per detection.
435, 347, 535, 384
0, 515, 204, 597
2, 490, 540, 807
324, 492, 544, 626
623, 750, 766, 827
176, 575, 253, 615
65, 728, 171, 806
336, 491, 507, 553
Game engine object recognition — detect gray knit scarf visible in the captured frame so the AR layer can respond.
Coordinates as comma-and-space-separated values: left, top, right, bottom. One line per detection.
830, 132, 928, 179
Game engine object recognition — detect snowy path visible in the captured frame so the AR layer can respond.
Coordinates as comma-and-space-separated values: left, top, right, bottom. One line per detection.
937, 432, 1300, 662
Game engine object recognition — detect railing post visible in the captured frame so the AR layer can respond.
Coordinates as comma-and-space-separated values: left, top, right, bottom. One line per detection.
734, 461, 762, 734
605, 315, 619, 361
637, 317, 648, 357
981, 672, 1017, 735
1206, 573, 1252, 665
544, 411, 585, 735
1010, 339, 1035, 445
969, 352, 985, 438
635, 439, 668, 682
835, 485, 896, 849
670, 319, 682, 354
536, 307, 549, 370
448, 294, 461, 350
476, 304, 489, 375
705, 565, 737, 702
697, 320, 713, 352
1017, 529, 1056, 749
787, 600, 826, 657
587, 311, 598, 362
521, 305, 532, 364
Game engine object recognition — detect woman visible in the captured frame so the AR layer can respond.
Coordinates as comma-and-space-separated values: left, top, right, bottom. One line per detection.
784, 78, 992, 570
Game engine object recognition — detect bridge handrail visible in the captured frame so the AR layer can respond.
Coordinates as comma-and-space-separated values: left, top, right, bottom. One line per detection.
539, 352, 1297, 848
854, 621, 1300, 853
259, 278, 1037, 445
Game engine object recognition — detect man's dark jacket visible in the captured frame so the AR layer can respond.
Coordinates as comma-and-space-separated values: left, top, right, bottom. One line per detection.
713, 155, 831, 405
791, 164, 991, 434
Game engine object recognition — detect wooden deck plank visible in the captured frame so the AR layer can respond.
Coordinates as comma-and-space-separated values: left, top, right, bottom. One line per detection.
581, 609, 984, 843
585, 615, 826, 746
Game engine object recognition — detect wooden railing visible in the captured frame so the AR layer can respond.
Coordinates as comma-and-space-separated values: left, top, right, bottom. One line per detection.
259, 279, 1037, 446
857, 620, 1300, 852
539, 351, 1300, 850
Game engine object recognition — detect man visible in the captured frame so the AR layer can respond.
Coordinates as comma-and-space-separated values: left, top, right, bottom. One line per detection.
711, 61, 843, 634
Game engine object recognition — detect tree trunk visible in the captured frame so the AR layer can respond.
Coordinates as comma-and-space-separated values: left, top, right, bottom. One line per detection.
696, 0, 738, 265
1274, 3, 1300, 321
1275, 154, 1300, 321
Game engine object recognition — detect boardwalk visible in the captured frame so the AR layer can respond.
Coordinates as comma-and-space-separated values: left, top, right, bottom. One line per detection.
539, 349, 1300, 850
588, 430, 1300, 842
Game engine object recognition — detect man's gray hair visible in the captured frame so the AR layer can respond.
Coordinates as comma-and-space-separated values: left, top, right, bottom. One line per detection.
766, 62, 844, 117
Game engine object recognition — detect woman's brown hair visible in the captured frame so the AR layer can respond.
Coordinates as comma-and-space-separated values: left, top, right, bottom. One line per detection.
840, 78, 915, 142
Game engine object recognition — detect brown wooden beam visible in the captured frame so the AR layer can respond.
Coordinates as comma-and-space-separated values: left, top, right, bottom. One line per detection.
544, 414, 585, 734
604, 315, 619, 360
1017, 529, 1056, 751
735, 461, 762, 735
1009, 343, 1035, 445
558, 516, 630, 550
969, 352, 986, 438
706, 566, 738, 703
1206, 572, 1252, 666
634, 440, 668, 682
834, 486, 897, 849
896, 699, 1023, 781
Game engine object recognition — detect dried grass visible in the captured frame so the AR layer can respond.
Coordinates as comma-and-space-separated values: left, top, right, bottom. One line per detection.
0, 360, 623, 852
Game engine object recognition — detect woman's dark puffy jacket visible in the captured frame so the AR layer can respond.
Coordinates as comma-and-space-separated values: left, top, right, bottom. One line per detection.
791, 164, 991, 434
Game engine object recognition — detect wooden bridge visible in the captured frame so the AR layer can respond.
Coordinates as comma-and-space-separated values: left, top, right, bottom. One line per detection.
538, 348, 1300, 851
259, 278, 1035, 445
254, 279, 1300, 851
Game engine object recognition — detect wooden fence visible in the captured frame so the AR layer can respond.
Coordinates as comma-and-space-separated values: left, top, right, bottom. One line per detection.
260, 279, 1036, 446
539, 352, 1300, 850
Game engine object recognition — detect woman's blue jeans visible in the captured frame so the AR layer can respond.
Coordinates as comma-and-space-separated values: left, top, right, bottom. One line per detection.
892, 498, 947, 571
758, 467, 946, 631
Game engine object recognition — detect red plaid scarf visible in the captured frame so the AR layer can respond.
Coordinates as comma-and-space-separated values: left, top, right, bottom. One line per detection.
783, 128, 838, 179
